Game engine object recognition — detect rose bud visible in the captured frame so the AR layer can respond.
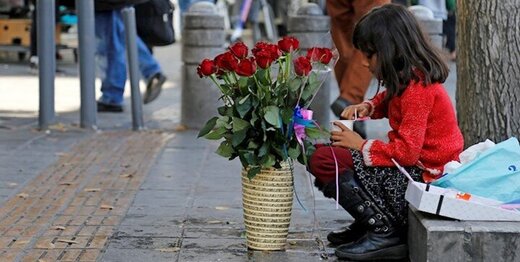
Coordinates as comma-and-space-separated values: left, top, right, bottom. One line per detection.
254, 50, 274, 69
197, 59, 217, 77
294, 56, 312, 76
319, 48, 333, 64
229, 42, 249, 59
235, 58, 257, 77
214, 51, 239, 72
306, 47, 321, 62
278, 36, 299, 53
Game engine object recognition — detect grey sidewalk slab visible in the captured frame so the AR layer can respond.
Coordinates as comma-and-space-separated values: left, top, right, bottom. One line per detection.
100, 130, 346, 261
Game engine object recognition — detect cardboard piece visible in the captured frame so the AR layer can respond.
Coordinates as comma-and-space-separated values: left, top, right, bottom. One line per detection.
393, 159, 520, 221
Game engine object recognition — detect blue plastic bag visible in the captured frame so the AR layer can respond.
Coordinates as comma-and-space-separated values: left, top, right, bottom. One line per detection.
432, 137, 520, 202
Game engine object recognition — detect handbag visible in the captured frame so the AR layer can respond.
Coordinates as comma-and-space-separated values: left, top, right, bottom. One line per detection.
135, 0, 175, 46
432, 137, 520, 202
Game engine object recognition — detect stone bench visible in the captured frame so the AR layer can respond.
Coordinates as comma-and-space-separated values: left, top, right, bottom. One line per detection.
408, 207, 520, 261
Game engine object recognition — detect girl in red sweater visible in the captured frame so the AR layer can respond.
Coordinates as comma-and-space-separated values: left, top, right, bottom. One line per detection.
309, 4, 464, 261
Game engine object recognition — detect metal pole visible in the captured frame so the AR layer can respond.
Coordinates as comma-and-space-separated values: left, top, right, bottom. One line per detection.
76, 0, 97, 129
38, 0, 56, 130
122, 7, 145, 131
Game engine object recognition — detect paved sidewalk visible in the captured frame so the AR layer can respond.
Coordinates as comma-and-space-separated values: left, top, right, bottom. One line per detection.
0, 40, 456, 261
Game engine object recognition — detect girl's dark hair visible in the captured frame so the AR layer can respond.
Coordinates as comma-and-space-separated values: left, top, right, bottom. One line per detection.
353, 4, 449, 101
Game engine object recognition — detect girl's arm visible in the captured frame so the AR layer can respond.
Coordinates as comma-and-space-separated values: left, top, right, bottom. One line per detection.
361, 83, 436, 167
364, 90, 388, 119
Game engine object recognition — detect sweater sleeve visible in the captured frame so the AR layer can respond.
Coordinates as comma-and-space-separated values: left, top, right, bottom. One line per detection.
361, 83, 436, 167
366, 91, 388, 119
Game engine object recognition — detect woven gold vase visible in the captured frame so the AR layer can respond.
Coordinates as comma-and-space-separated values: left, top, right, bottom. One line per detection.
241, 162, 294, 251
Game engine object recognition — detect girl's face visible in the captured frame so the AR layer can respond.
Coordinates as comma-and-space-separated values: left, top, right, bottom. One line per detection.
361, 53, 378, 75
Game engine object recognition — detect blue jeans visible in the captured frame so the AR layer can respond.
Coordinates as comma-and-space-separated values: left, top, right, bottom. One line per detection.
95, 10, 162, 105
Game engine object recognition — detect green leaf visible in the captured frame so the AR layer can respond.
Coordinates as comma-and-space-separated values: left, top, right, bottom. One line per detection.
288, 78, 302, 92
247, 166, 261, 179
215, 116, 231, 129
280, 108, 293, 125
232, 117, 250, 132
288, 144, 301, 159
260, 154, 276, 168
247, 141, 259, 149
238, 94, 250, 105
264, 106, 281, 128
305, 127, 326, 139
204, 127, 227, 140
250, 111, 259, 126
301, 72, 321, 103
238, 77, 249, 89
239, 150, 256, 166
232, 129, 247, 147
197, 117, 218, 138
217, 106, 233, 117
216, 141, 234, 158
258, 141, 270, 157
236, 96, 252, 118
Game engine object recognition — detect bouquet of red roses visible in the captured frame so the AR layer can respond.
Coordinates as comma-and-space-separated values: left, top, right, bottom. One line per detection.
197, 36, 334, 178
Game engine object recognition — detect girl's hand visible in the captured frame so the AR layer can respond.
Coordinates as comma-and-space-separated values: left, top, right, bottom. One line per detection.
330, 122, 366, 151
340, 103, 371, 120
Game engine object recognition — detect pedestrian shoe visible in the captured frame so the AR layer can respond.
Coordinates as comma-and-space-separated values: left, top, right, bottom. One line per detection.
330, 96, 351, 118
97, 101, 123, 113
327, 221, 367, 246
334, 227, 408, 261
143, 73, 166, 104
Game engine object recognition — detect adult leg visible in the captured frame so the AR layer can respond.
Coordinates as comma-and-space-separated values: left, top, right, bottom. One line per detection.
328, 0, 389, 112
134, 32, 166, 104
95, 10, 127, 108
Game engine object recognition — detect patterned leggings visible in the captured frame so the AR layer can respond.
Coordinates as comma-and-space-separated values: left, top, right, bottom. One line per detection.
309, 145, 423, 225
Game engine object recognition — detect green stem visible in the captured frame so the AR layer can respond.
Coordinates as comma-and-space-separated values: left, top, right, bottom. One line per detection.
285, 53, 292, 82
210, 75, 231, 105
296, 76, 309, 106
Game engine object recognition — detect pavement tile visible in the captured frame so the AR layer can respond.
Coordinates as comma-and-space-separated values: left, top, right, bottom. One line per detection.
101, 248, 179, 262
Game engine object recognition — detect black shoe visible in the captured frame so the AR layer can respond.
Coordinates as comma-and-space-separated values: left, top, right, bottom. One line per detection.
335, 226, 408, 261
97, 101, 123, 113
327, 221, 366, 246
143, 73, 166, 104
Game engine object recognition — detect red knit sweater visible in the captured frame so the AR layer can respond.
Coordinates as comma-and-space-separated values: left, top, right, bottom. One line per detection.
362, 81, 464, 182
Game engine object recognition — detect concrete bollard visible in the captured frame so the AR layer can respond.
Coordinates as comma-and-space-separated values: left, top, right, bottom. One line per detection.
408, 6, 443, 50
181, 2, 226, 129
288, 3, 332, 127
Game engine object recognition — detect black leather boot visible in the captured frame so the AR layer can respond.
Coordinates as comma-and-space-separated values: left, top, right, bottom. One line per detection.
314, 176, 366, 246
333, 171, 408, 261
326, 221, 366, 245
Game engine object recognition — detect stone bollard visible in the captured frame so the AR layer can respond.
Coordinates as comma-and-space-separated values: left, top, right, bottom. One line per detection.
408, 6, 443, 50
181, 2, 226, 129
288, 3, 332, 127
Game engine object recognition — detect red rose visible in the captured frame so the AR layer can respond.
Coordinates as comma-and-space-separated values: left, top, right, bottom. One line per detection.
294, 56, 312, 76
278, 36, 299, 53
235, 58, 257, 77
306, 47, 321, 62
319, 48, 333, 64
254, 50, 274, 69
229, 42, 248, 59
252, 42, 281, 61
214, 51, 238, 72
197, 59, 217, 77
306, 47, 333, 64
